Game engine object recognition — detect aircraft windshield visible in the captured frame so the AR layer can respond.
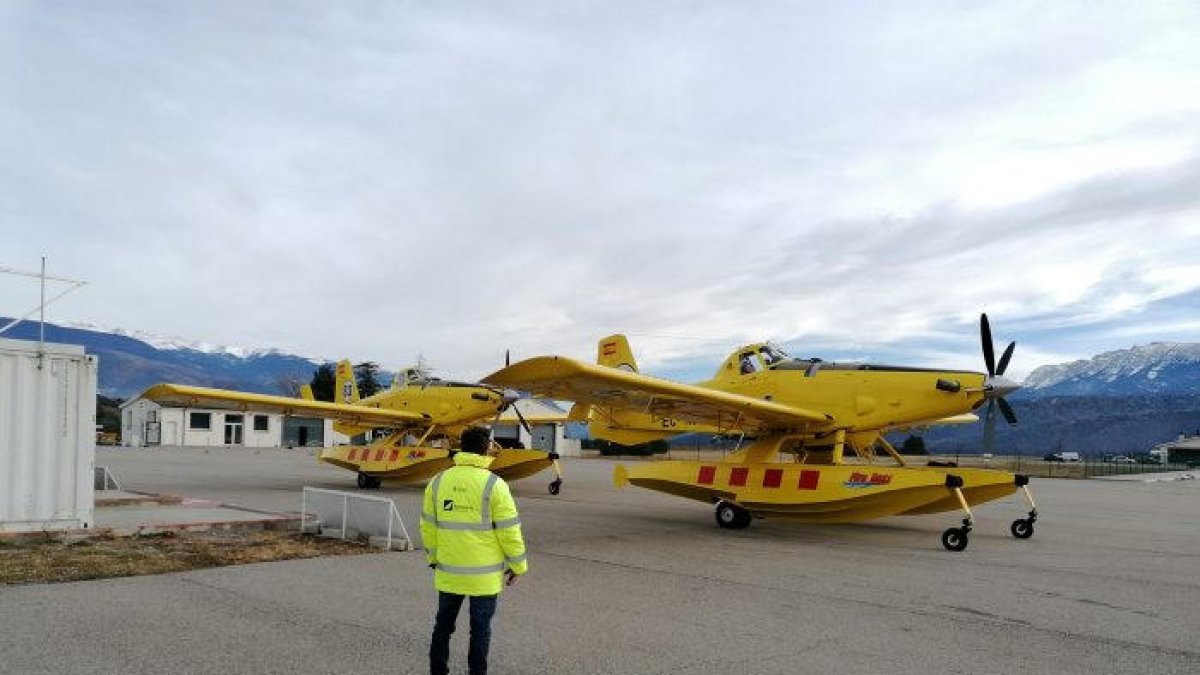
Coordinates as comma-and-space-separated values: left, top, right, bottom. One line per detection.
760, 344, 789, 367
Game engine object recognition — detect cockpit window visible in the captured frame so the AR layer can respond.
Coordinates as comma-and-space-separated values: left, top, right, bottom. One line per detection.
739, 352, 760, 374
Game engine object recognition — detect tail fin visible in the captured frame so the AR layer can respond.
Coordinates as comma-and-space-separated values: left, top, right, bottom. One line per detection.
299, 384, 315, 401
335, 360, 360, 404
597, 335, 638, 372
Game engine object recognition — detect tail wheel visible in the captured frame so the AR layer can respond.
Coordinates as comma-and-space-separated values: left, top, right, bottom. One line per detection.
548, 479, 562, 495
715, 501, 752, 530
1010, 518, 1034, 539
357, 472, 381, 489
941, 527, 970, 552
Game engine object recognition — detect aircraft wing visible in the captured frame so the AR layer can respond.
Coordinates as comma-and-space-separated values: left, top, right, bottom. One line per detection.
483, 357, 831, 432
139, 383, 429, 429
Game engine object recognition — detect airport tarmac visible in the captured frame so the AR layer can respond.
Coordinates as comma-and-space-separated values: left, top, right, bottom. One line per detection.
2, 446, 1197, 674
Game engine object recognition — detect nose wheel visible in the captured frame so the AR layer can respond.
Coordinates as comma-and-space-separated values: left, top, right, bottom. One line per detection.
356, 472, 382, 489
941, 523, 971, 552
548, 456, 564, 495
1010, 517, 1034, 539
941, 475, 974, 551
1010, 476, 1038, 540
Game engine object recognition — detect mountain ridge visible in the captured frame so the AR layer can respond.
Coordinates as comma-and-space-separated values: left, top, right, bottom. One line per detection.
0, 318, 323, 398
1019, 342, 1200, 398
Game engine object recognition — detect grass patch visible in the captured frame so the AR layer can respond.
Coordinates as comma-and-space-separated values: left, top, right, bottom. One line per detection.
0, 531, 372, 585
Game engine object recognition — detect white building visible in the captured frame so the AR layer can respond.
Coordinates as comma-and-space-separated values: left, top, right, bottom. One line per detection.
120, 397, 348, 448
492, 398, 583, 457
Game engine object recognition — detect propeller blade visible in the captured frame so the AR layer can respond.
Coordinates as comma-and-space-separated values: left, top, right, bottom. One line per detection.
505, 349, 511, 368
996, 341, 1016, 377
511, 400, 533, 436
980, 313, 995, 377
997, 397, 1018, 426
982, 399, 997, 455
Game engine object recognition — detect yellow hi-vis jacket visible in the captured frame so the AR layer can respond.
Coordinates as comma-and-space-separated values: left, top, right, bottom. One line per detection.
420, 452, 528, 596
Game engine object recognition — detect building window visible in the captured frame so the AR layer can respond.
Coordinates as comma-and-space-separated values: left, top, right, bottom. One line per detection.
148, 409, 158, 423
253, 415, 269, 432
189, 412, 211, 430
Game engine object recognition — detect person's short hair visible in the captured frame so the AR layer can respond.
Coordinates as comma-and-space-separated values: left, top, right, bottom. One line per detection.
460, 426, 491, 454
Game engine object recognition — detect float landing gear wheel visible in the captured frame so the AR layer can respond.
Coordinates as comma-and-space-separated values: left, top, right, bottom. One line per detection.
1013, 477, 1039, 540
715, 501, 752, 530
357, 472, 381, 489
942, 526, 970, 551
548, 479, 562, 495
1010, 518, 1034, 539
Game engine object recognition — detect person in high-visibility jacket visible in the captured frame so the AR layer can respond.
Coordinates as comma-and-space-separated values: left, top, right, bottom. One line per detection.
422, 426, 527, 675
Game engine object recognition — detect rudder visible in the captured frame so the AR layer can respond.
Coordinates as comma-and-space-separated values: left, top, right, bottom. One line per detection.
335, 360, 360, 404
597, 335, 638, 372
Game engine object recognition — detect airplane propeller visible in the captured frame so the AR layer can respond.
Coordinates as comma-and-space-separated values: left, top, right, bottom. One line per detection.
979, 313, 1020, 454
494, 387, 534, 436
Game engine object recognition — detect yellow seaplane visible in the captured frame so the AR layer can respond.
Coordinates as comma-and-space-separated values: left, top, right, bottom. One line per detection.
484, 315, 1037, 551
140, 359, 566, 493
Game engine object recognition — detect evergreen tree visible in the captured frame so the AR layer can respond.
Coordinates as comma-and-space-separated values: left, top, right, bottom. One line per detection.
354, 361, 383, 399
309, 363, 336, 402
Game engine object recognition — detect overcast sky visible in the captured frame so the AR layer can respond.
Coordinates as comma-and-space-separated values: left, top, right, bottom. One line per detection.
2, 1, 1198, 381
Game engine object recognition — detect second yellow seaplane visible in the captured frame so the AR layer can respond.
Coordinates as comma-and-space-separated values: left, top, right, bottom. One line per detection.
140, 359, 566, 493
484, 315, 1038, 551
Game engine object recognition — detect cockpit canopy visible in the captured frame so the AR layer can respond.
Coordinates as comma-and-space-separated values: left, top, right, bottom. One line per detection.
721, 342, 970, 377
393, 366, 439, 389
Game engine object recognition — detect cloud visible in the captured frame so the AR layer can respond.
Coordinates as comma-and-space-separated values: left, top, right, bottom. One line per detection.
1, 2, 1198, 380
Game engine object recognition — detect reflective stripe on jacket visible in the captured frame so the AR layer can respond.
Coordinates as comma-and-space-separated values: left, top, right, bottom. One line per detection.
420, 452, 528, 596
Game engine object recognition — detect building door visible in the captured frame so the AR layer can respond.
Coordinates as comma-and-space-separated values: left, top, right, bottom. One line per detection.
164, 421, 178, 446
224, 414, 245, 445
145, 409, 161, 445
298, 426, 309, 447
531, 424, 556, 453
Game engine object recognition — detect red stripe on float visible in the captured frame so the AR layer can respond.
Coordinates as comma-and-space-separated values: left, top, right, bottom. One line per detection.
729, 467, 748, 487
697, 466, 716, 485
798, 470, 820, 490
763, 468, 782, 488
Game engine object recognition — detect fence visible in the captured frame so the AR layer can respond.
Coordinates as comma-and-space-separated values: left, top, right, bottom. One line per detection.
94, 466, 122, 491
300, 487, 412, 550
657, 446, 1193, 480
924, 454, 1193, 479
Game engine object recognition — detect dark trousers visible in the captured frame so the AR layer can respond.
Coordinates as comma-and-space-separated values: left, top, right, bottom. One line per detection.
430, 591, 498, 675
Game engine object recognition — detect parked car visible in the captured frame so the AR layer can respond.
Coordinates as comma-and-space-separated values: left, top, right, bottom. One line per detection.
1111, 456, 1137, 464
1044, 452, 1081, 462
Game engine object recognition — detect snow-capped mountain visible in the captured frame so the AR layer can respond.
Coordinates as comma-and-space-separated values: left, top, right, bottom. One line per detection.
1020, 342, 1200, 398
62, 320, 316, 360
1, 317, 325, 398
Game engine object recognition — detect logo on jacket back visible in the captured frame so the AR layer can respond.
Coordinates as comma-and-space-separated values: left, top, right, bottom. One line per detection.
442, 499, 454, 511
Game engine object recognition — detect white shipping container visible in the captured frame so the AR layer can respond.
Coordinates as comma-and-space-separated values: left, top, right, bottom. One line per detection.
0, 337, 97, 533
